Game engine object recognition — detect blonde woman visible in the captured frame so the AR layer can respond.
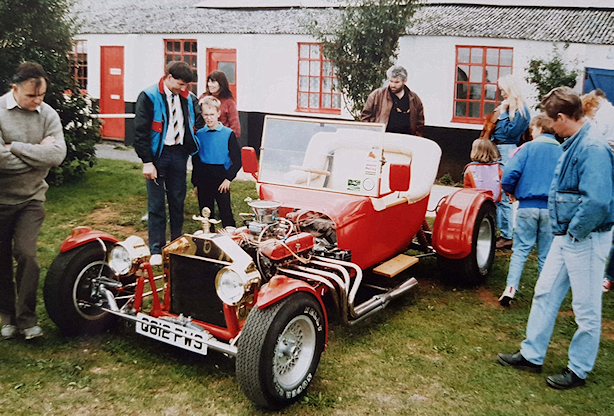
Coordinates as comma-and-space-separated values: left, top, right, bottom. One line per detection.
491, 75, 531, 249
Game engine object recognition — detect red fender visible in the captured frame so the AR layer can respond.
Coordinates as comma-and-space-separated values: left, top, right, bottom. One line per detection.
432, 188, 495, 260
256, 274, 329, 345
60, 226, 120, 253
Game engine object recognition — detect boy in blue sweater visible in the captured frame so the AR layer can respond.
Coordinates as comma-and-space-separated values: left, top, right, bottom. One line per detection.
499, 115, 562, 306
192, 96, 241, 232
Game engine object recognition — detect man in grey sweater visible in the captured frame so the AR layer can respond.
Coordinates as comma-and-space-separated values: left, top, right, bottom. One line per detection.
0, 62, 66, 340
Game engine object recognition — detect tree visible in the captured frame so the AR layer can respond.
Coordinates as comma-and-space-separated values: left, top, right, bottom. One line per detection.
525, 44, 580, 105
0, 0, 101, 185
304, 0, 421, 119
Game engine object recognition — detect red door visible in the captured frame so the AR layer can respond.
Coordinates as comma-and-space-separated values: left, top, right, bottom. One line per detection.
207, 48, 237, 101
100, 46, 125, 140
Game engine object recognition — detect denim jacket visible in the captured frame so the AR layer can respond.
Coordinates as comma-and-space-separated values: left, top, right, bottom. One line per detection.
549, 122, 614, 240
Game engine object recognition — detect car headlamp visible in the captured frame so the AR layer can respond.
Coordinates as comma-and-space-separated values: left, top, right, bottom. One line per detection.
108, 236, 150, 276
215, 267, 251, 305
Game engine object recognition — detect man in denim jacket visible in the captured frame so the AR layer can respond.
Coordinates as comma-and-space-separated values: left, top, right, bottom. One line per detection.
498, 87, 614, 389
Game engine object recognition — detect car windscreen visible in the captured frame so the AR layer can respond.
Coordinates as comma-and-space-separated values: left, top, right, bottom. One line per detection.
258, 116, 385, 196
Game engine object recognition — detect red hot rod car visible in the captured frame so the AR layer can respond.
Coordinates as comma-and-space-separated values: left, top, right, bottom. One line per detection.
44, 116, 496, 409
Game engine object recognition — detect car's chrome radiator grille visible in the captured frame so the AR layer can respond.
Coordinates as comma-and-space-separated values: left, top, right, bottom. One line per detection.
169, 253, 227, 327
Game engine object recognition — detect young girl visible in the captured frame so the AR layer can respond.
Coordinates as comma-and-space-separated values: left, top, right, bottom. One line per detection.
464, 138, 503, 202
192, 96, 241, 232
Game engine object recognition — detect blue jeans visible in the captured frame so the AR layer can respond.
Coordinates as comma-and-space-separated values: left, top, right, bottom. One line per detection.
520, 230, 612, 379
146, 146, 188, 254
505, 207, 553, 290
496, 144, 516, 239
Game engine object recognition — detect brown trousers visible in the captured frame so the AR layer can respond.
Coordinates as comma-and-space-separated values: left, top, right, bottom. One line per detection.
0, 200, 45, 329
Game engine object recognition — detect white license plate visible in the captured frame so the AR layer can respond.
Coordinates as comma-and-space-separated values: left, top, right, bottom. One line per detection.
135, 313, 208, 355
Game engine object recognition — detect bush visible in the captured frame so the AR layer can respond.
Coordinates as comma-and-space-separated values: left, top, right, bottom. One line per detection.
525, 44, 579, 105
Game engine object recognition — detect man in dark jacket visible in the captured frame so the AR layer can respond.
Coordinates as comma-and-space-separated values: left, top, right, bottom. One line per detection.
134, 61, 204, 265
361, 65, 425, 136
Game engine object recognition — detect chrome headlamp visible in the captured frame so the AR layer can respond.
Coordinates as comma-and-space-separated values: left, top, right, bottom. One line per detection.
108, 236, 150, 276
215, 266, 259, 305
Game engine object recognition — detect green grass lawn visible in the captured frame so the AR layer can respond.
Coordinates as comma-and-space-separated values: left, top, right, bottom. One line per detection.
1, 159, 614, 415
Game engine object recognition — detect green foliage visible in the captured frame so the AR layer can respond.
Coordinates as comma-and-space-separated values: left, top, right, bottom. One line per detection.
525, 44, 579, 105
305, 0, 421, 119
0, 0, 101, 185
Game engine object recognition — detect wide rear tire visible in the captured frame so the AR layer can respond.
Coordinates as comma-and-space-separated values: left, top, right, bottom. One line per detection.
44, 242, 120, 336
438, 202, 496, 286
236, 292, 326, 409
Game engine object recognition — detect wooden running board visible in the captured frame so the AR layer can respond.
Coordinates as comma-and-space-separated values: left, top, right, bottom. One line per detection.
373, 254, 419, 278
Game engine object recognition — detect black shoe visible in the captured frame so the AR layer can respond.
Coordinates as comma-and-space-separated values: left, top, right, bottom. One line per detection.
497, 352, 542, 373
546, 368, 586, 390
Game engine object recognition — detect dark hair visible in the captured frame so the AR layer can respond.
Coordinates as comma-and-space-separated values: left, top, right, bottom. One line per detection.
13, 61, 48, 87
540, 86, 583, 121
594, 88, 607, 99
206, 71, 233, 99
166, 61, 193, 83
530, 114, 556, 135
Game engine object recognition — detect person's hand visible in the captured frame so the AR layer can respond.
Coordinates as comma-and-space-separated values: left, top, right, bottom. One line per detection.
218, 179, 231, 193
508, 193, 517, 203
194, 187, 198, 197
143, 162, 157, 180
40, 135, 56, 146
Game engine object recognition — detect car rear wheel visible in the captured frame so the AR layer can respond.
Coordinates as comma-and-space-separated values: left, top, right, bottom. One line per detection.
236, 292, 325, 409
438, 202, 496, 285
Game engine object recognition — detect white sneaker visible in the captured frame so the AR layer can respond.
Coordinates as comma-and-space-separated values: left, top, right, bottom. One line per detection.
150, 254, 163, 266
499, 286, 516, 307
21, 325, 43, 340
1, 325, 17, 340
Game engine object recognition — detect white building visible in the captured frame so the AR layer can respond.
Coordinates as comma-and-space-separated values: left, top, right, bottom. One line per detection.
73, 0, 614, 179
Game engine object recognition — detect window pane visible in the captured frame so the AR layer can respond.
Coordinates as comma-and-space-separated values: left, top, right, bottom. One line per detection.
456, 83, 467, 99
485, 84, 497, 100
322, 77, 332, 92
455, 101, 467, 117
458, 47, 470, 63
469, 66, 483, 83
298, 92, 308, 107
323, 61, 332, 77
299, 61, 309, 76
485, 66, 498, 83
300, 44, 309, 58
457, 65, 468, 82
218, 62, 235, 83
500, 49, 512, 66
309, 93, 319, 108
174, 42, 181, 53
310, 60, 320, 75
191, 70, 198, 83
299, 76, 309, 91
469, 84, 482, 99
471, 48, 483, 64
332, 94, 341, 109
332, 77, 338, 90
484, 102, 496, 114
469, 102, 481, 118
486, 48, 499, 65
499, 66, 512, 77
310, 45, 320, 59
322, 94, 332, 108
184, 42, 191, 53
310, 77, 320, 92
192, 42, 197, 53
166, 41, 173, 52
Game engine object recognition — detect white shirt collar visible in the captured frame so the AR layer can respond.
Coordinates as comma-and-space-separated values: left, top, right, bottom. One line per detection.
6, 91, 42, 113
163, 84, 175, 99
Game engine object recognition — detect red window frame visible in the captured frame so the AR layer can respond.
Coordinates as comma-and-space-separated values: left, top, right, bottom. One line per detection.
296, 43, 341, 114
452, 46, 513, 124
69, 40, 88, 92
164, 39, 198, 95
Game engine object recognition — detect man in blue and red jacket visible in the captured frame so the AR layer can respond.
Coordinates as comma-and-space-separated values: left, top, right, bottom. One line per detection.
134, 61, 204, 265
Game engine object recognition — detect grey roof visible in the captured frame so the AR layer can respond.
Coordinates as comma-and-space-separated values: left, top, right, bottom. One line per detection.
74, 0, 614, 45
